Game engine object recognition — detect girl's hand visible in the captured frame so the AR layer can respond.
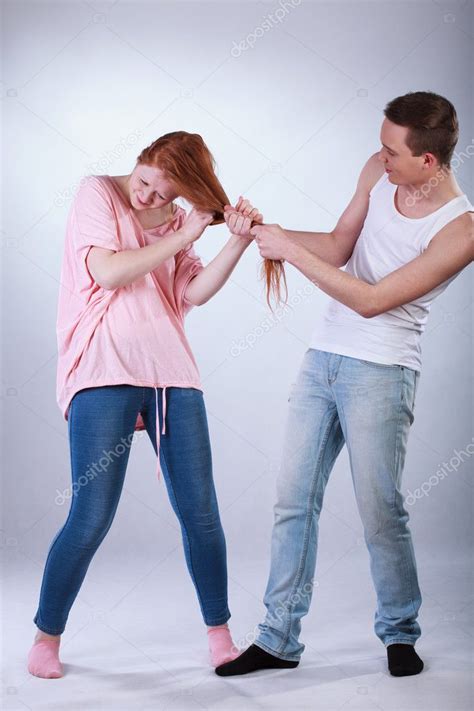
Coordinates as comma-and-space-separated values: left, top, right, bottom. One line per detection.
181, 208, 214, 246
234, 196, 264, 224
224, 196, 263, 240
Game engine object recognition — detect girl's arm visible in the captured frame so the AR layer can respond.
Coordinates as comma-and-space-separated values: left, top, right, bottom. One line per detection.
184, 199, 262, 305
184, 233, 253, 305
86, 209, 213, 290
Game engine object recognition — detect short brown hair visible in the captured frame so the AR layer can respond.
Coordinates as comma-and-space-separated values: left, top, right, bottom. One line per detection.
384, 91, 459, 168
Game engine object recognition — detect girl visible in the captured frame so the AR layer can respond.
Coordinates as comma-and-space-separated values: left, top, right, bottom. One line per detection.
27, 131, 262, 678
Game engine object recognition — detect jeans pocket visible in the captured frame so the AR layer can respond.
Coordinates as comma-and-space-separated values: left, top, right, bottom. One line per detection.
358, 358, 402, 370
401, 368, 418, 425
411, 370, 420, 412
414, 370, 420, 400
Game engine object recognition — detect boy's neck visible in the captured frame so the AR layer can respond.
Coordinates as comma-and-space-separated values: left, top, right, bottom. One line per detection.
402, 169, 463, 205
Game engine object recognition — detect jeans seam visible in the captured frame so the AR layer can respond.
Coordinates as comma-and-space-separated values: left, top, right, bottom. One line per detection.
254, 640, 301, 662
158, 434, 226, 626
384, 637, 416, 648
277, 410, 338, 655
159, 450, 200, 599
34, 404, 77, 634
391, 368, 405, 512
33, 618, 64, 636
37, 396, 80, 632
393, 368, 420, 624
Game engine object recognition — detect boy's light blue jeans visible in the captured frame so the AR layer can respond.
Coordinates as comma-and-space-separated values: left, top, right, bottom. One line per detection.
255, 348, 422, 662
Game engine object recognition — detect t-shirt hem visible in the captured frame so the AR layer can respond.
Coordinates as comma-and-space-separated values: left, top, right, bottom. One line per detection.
308, 340, 421, 372
60, 377, 203, 421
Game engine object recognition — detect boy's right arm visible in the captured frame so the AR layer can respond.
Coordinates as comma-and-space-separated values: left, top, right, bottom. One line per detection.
283, 152, 385, 267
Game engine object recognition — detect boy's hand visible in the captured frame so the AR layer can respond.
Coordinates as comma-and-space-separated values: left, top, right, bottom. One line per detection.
250, 223, 290, 261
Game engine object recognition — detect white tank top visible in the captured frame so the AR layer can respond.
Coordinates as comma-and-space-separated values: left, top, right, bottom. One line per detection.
309, 171, 473, 371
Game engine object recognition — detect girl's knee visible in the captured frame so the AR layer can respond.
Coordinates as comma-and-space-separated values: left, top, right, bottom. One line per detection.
73, 518, 113, 550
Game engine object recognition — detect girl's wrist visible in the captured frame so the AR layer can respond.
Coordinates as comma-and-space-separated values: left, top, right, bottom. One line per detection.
174, 227, 195, 251
228, 233, 253, 249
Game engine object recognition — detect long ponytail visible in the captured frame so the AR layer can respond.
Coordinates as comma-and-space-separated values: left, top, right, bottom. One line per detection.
137, 131, 287, 308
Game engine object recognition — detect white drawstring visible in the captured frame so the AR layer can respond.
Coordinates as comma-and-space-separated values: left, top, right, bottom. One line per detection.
154, 386, 168, 481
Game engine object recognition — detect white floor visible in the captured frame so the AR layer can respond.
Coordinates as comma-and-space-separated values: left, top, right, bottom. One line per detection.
3, 548, 472, 711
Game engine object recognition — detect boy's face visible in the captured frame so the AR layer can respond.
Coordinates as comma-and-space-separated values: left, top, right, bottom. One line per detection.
378, 118, 439, 186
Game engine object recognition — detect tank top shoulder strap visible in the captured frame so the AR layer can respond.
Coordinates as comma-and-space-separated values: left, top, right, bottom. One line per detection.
369, 169, 390, 197
421, 194, 474, 252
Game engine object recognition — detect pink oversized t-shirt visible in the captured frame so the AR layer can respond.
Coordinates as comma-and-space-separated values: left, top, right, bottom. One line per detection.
56, 174, 205, 480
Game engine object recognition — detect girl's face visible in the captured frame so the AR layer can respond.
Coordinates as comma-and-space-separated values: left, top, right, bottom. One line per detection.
128, 163, 178, 210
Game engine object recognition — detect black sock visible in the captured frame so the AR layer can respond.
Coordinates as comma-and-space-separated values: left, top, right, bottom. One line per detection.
215, 644, 299, 676
387, 643, 424, 676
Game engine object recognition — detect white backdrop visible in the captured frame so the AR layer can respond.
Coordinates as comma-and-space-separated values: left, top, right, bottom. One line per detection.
2, 1, 473, 709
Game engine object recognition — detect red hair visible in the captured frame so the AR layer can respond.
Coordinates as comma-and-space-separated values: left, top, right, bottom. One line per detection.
136, 131, 287, 309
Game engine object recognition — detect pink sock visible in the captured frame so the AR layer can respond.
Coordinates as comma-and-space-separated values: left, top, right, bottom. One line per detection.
27, 639, 63, 679
207, 624, 241, 667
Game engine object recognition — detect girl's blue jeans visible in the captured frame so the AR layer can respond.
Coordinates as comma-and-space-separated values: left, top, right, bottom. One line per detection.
33, 385, 231, 634
255, 348, 422, 662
